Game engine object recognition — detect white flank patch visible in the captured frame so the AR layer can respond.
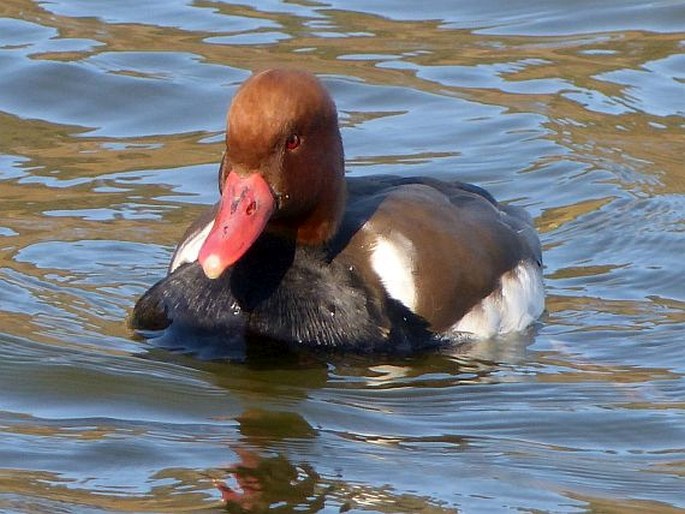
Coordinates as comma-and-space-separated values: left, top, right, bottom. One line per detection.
169, 221, 213, 273
370, 234, 417, 311
451, 261, 544, 338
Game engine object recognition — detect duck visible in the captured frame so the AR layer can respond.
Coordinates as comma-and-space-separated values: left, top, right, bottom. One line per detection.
131, 68, 544, 353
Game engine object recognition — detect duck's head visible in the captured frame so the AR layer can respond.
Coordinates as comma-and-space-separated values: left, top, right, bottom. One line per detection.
198, 69, 346, 279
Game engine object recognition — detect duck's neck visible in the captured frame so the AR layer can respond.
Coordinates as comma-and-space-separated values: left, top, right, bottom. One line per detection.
296, 174, 347, 245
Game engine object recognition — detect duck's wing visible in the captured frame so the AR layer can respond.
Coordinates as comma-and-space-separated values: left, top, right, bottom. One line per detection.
339, 175, 543, 334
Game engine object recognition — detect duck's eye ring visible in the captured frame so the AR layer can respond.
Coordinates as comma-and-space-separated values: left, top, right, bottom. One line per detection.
285, 134, 301, 151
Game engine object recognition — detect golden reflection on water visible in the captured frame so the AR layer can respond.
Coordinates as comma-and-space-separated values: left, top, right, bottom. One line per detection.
0, 0, 684, 264
3, 0, 682, 195
3, 0, 682, 228
0, 469, 222, 513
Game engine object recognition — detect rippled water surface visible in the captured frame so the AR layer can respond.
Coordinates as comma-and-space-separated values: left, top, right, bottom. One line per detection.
1, 0, 685, 512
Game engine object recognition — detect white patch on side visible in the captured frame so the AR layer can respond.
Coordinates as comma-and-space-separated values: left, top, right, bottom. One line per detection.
451, 261, 544, 339
370, 234, 417, 312
169, 221, 213, 273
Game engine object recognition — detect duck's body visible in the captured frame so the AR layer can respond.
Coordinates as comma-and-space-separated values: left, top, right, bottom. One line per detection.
131, 69, 544, 353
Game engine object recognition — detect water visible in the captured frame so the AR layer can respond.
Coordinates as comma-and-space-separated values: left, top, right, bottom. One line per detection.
1, 0, 684, 512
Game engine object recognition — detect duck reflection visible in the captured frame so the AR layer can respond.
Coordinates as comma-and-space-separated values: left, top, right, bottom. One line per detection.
212, 447, 463, 513
140, 330, 536, 512
214, 448, 323, 513
213, 410, 462, 513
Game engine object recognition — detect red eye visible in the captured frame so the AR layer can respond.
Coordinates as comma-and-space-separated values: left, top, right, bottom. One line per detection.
285, 134, 300, 151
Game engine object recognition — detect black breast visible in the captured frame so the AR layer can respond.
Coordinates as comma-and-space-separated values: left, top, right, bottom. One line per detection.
131, 232, 433, 354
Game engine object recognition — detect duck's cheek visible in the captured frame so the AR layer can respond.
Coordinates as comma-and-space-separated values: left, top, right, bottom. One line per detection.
272, 173, 320, 218
199, 172, 275, 279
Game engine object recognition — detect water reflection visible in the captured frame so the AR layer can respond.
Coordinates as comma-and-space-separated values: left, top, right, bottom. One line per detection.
215, 450, 323, 513
141, 349, 506, 512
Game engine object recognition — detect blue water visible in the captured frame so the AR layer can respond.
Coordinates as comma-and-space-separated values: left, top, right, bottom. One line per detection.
1, 0, 684, 512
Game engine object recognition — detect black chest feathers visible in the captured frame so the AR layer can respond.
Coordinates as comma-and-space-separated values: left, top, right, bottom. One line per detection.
131, 234, 433, 353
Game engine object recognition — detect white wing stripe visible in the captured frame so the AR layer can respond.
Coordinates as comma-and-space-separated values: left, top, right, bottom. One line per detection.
370, 234, 417, 312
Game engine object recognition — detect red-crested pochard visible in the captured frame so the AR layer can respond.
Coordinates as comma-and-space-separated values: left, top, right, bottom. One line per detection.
131, 69, 544, 353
